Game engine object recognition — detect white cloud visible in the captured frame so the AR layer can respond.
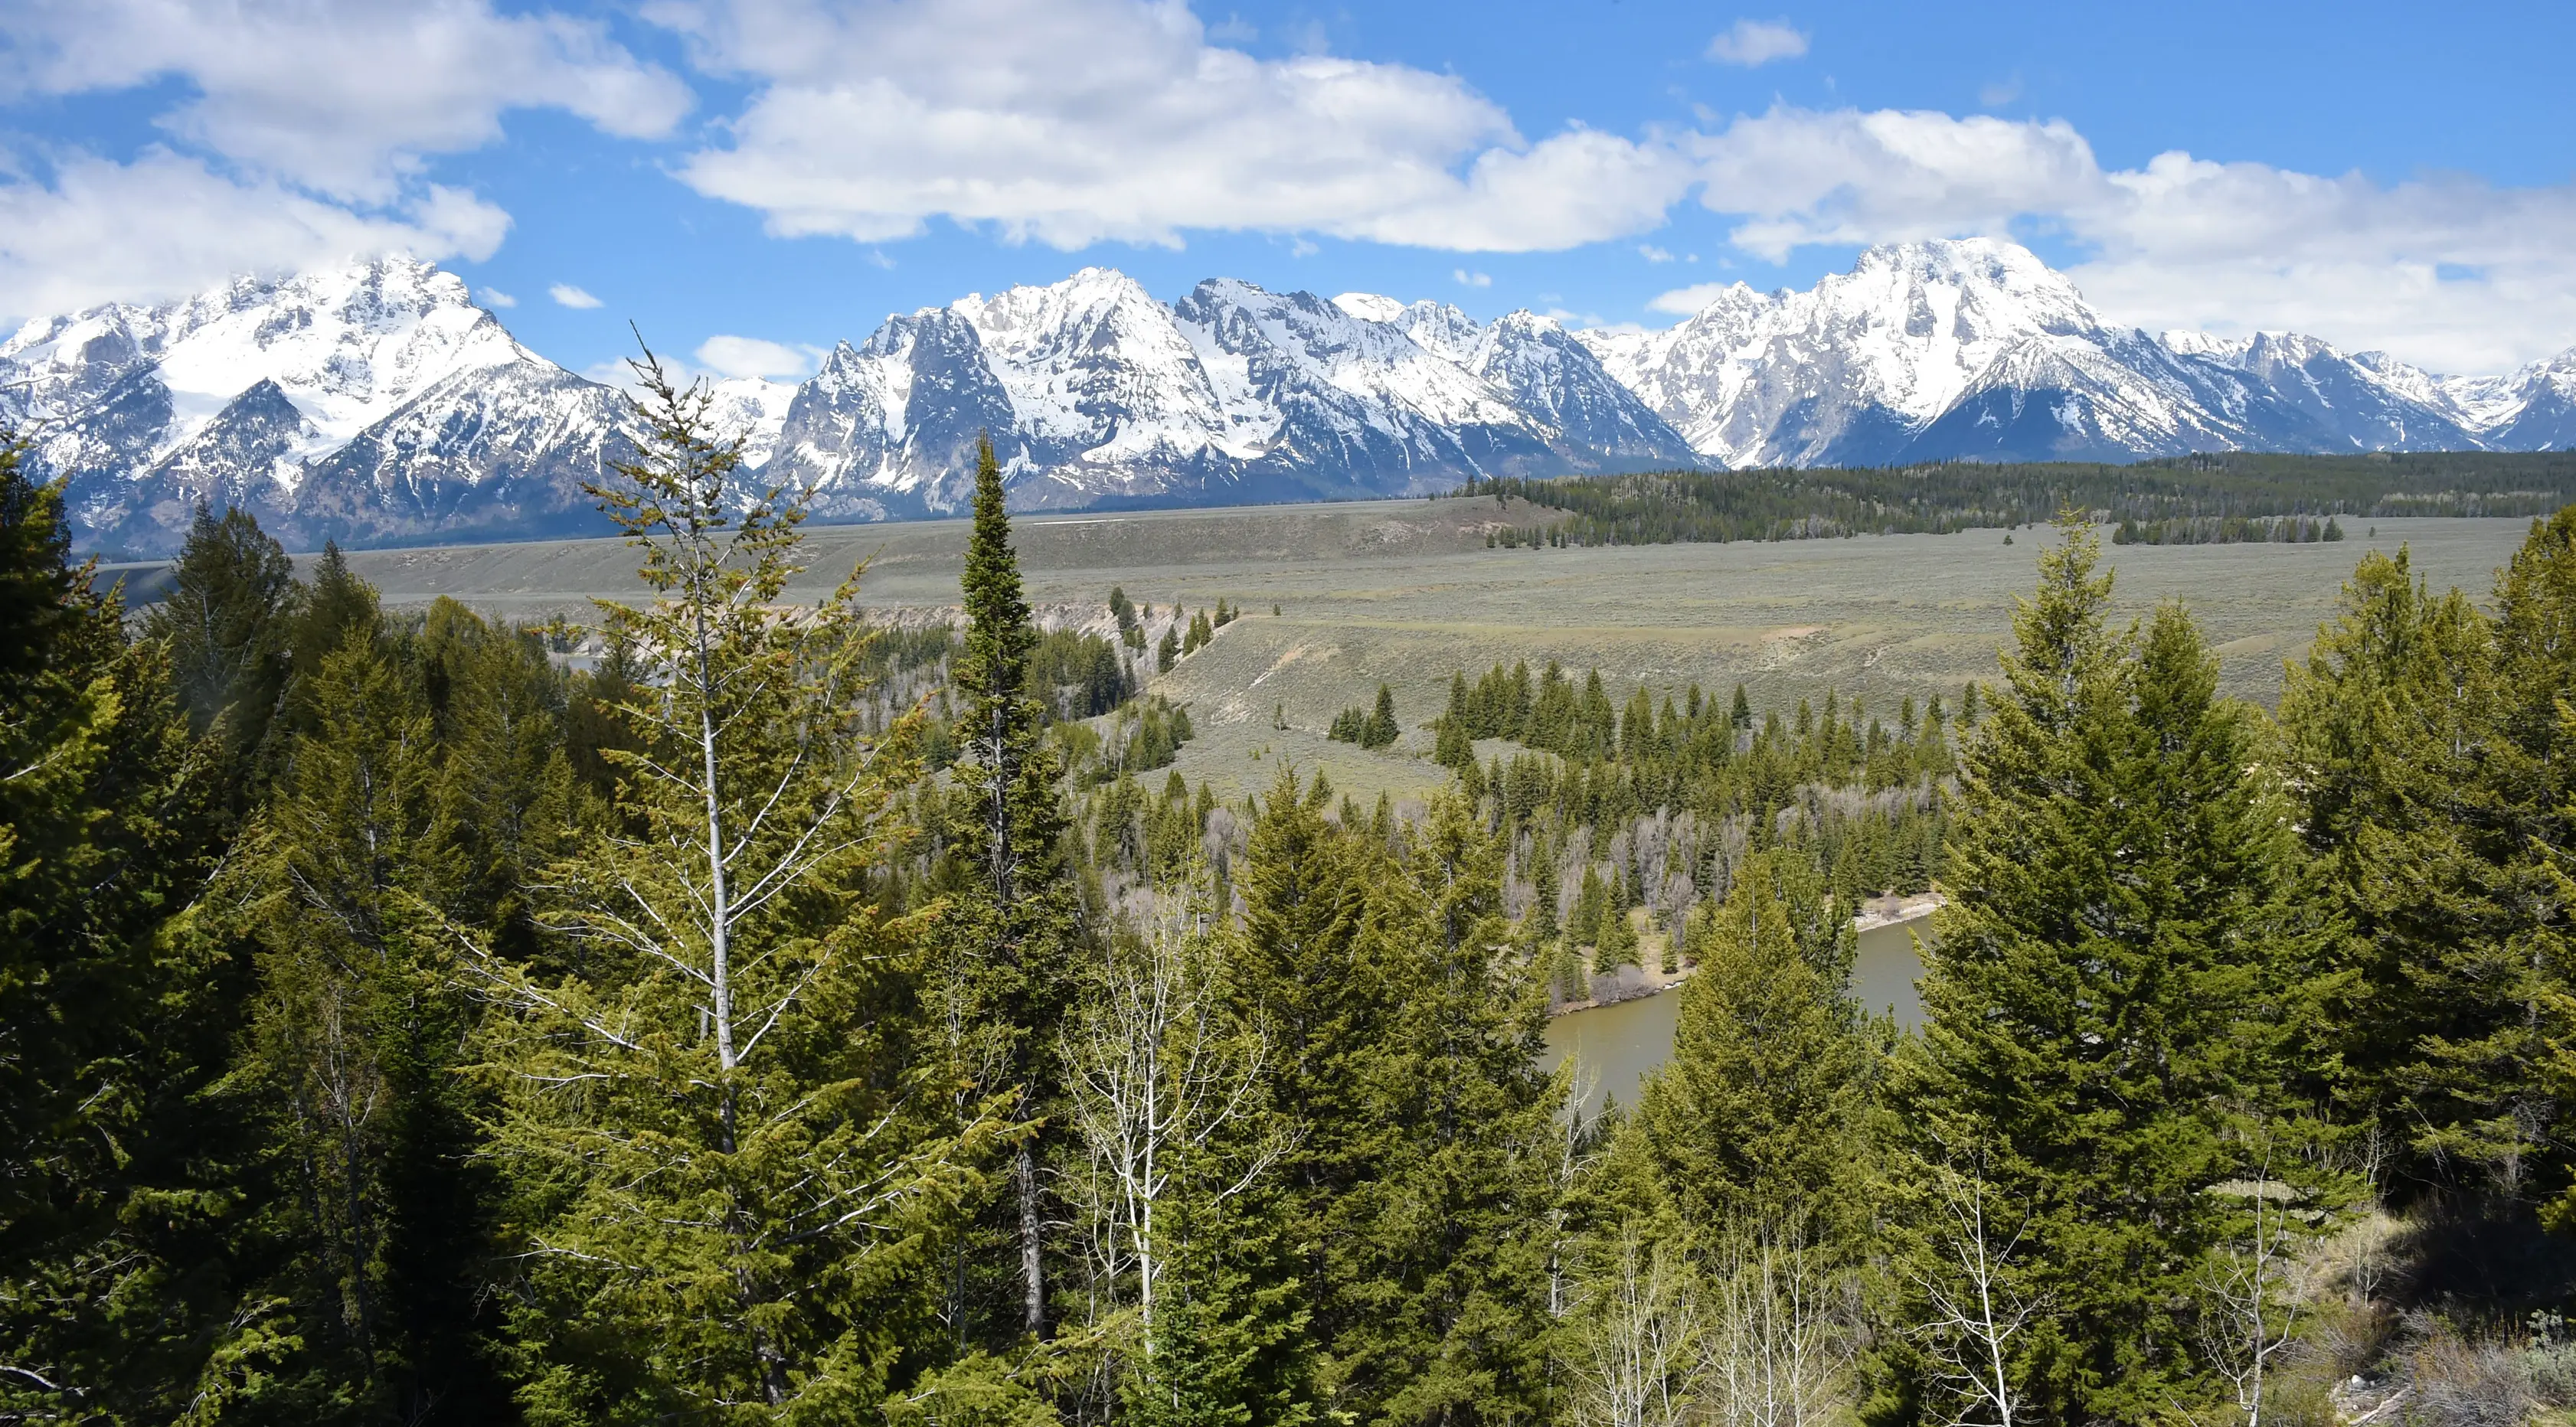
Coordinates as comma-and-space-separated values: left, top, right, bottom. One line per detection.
2, 0, 692, 201
1692, 106, 2100, 260
478, 286, 518, 308
1681, 104, 2576, 370
1647, 282, 1744, 315
0, 0, 689, 319
1705, 18, 1809, 67
695, 333, 816, 379
550, 282, 603, 309
659, 0, 1688, 253
0, 148, 508, 320
1979, 75, 2024, 109
1637, 243, 1674, 263
1453, 268, 1492, 288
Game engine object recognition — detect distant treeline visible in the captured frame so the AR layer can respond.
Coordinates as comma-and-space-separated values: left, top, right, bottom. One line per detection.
1460, 450, 2576, 547
2112, 512, 2345, 545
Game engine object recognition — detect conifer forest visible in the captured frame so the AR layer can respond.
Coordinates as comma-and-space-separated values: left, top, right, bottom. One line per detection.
18, 364, 2576, 1427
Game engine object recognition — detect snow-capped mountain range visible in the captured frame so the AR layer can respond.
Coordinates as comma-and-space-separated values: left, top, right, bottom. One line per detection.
1576, 240, 2574, 468
8, 239, 2570, 557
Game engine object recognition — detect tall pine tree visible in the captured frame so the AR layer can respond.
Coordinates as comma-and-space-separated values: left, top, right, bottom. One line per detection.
0, 434, 237, 1419
146, 501, 295, 799
945, 433, 1083, 1341
1891, 521, 2324, 1423
469, 351, 986, 1420
1335, 791, 1561, 1425
227, 625, 515, 1419
1642, 850, 1870, 1233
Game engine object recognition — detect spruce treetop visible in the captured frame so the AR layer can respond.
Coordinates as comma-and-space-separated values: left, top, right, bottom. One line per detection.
958, 434, 1032, 707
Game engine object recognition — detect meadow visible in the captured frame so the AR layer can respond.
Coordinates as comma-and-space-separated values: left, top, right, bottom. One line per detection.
220, 500, 2537, 801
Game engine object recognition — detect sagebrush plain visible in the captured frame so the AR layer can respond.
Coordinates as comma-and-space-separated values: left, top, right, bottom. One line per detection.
234, 500, 2542, 802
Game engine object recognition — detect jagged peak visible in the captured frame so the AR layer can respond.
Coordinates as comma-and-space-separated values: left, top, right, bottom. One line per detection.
951, 264, 1164, 332
1491, 309, 1568, 336
2160, 329, 2249, 361
1332, 292, 1407, 324
1850, 236, 2058, 281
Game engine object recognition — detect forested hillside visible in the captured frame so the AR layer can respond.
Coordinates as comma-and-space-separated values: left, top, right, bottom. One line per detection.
1466, 450, 2576, 547
10, 364, 2576, 1425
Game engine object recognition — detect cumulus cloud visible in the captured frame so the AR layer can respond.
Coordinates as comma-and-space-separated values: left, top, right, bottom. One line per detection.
0, 0, 686, 317
3, 0, 2566, 372
1705, 19, 1809, 67
640, 0, 2576, 367
695, 334, 816, 379
0, 149, 508, 319
2, 0, 692, 201
1682, 105, 2576, 371
1692, 106, 2101, 260
477, 286, 518, 308
659, 0, 1687, 252
550, 282, 603, 309
1647, 282, 1744, 315
1453, 269, 1492, 288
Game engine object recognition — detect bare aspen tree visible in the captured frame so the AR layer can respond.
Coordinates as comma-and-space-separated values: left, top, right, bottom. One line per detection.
1546, 1057, 1602, 1321
1567, 1221, 1708, 1427
2197, 1135, 2322, 1427
1061, 865, 1280, 1400
1703, 1215, 1859, 1427
1912, 1161, 2038, 1427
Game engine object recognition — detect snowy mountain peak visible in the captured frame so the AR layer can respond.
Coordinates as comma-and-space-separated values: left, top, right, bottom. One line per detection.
1848, 236, 2070, 290
2, 254, 531, 456
1331, 292, 1408, 325
1587, 238, 2576, 467
13, 243, 2572, 557
5, 255, 613, 555
2159, 329, 2250, 361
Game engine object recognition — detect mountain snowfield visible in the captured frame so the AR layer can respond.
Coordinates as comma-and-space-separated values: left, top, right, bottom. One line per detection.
6, 240, 2571, 557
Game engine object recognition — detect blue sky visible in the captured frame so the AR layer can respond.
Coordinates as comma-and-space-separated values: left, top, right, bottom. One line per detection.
2, 0, 2571, 380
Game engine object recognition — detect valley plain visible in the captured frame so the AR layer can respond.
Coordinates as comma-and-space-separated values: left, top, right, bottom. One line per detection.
168, 499, 2545, 803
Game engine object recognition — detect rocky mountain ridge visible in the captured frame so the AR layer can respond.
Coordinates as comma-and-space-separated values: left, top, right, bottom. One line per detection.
1575, 238, 2575, 468
8, 242, 2568, 557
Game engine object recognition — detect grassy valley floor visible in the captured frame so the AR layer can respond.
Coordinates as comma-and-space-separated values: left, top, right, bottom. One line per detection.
157, 500, 2542, 799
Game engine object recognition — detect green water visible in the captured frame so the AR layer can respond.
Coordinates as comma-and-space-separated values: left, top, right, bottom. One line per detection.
1541, 916, 1932, 1118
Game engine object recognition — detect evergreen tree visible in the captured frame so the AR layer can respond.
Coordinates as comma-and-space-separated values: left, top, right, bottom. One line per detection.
277, 540, 384, 739
0, 436, 237, 1420
1436, 673, 1475, 771
2411, 515, 2576, 1212
1433, 699, 1475, 772
1891, 522, 2326, 1422
1643, 851, 1869, 1230
1334, 792, 1560, 1424
468, 352, 990, 1420
229, 629, 514, 1418
1231, 765, 1381, 1408
2283, 518, 2576, 1214
2277, 547, 2509, 1196
1365, 683, 1399, 750
427, 609, 579, 956
946, 433, 1083, 1340
146, 501, 295, 798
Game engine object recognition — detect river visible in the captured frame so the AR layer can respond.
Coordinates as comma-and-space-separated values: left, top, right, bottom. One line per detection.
1541, 913, 1934, 1118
